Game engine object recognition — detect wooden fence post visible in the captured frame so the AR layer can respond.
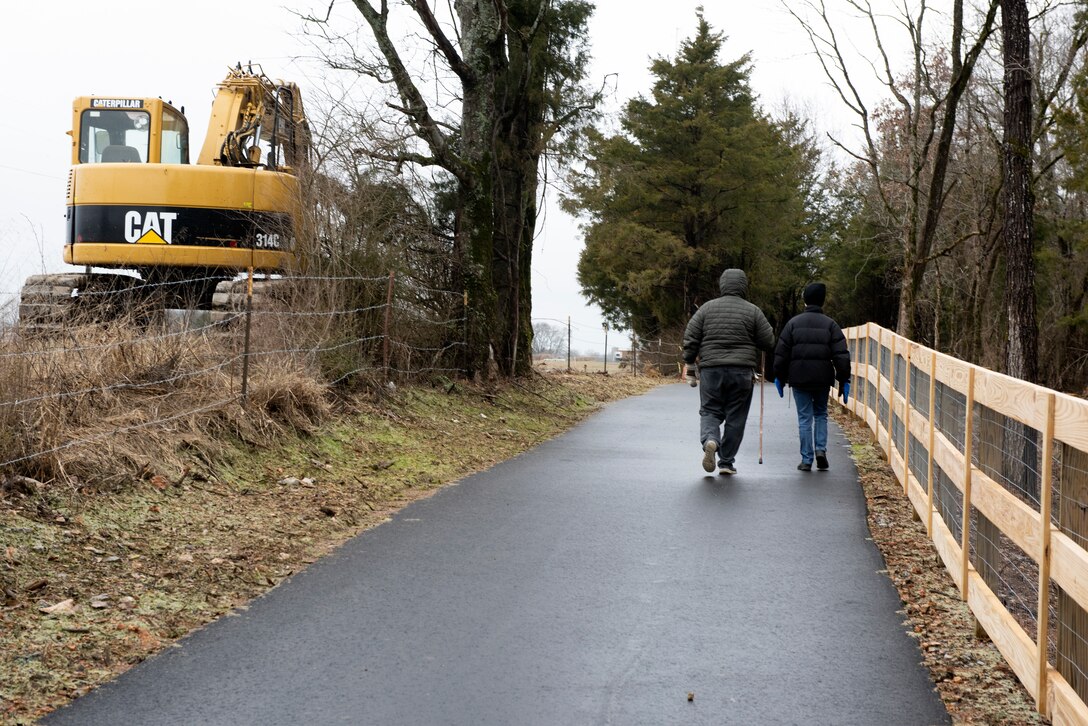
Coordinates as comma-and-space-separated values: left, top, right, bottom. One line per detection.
961, 367, 976, 600
848, 333, 857, 417
382, 271, 395, 377
904, 341, 911, 496
927, 351, 937, 535
863, 324, 872, 427
886, 332, 896, 459
1037, 392, 1055, 715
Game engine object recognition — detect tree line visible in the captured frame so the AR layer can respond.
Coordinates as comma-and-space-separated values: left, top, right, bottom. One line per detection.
298, 1, 1088, 390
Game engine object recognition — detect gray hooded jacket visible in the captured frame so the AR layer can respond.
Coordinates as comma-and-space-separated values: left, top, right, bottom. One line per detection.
682, 269, 775, 369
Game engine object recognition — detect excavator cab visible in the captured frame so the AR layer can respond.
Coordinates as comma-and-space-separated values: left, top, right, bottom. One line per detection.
73, 98, 190, 165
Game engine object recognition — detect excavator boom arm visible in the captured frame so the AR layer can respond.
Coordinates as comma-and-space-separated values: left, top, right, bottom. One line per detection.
196, 65, 310, 171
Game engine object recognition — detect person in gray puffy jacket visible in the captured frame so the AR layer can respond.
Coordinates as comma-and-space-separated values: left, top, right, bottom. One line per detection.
682, 268, 775, 475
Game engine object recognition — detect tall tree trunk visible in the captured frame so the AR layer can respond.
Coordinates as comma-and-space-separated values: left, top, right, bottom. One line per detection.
491, 1, 546, 377
457, 0, 502, 377
896, 256, 928, 341
1001, 0, 1037, 383
1001, 0, 1039, 504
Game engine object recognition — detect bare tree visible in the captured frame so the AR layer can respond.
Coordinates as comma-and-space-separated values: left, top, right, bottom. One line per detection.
788, 0, 999, 340
531, 321, 567, 356
304, 1, 599, 377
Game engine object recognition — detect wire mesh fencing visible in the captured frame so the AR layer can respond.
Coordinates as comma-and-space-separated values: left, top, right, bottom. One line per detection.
844, 323, 1088, 722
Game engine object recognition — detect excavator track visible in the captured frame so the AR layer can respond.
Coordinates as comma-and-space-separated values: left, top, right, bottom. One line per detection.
210, 278, 291, 323
18, 272, 148, 333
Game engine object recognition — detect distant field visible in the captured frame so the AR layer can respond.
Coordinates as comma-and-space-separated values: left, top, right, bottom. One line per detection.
534, 356, 677, 378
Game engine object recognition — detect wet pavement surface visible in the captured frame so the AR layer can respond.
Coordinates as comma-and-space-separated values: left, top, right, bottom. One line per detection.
46, 383, 949, 725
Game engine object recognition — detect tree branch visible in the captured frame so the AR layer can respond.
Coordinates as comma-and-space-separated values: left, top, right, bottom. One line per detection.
351, 0, 469, 182
410, 0, 476, 86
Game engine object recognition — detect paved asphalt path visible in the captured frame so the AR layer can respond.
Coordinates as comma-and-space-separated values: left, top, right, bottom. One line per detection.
46, 382, 950, 726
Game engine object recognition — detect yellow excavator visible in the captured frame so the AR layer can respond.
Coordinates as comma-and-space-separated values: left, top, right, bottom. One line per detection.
19, 64, 310, 328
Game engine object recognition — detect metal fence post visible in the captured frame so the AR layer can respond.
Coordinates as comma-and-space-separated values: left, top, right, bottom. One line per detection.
240, 267, 254, 408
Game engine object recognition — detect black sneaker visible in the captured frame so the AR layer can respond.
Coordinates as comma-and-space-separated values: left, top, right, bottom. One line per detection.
719, 463, 737, 476
815, 450, 829, 470
701, 440, 718, 473
797, 462, 812, 472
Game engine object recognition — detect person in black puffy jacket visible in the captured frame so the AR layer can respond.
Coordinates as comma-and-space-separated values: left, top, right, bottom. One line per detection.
773, 282, 851, 472
683, 269, 775, 476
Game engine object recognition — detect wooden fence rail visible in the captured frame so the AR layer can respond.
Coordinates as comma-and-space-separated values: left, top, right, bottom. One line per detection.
844, 323, 1088, 725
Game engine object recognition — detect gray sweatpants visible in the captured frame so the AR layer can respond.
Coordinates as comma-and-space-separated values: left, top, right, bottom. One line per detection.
698, 365, 755, 467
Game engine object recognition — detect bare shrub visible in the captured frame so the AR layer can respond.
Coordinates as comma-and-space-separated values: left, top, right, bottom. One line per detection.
244, 365, 331, 430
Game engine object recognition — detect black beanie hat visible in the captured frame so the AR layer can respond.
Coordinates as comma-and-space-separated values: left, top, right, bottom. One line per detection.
803, 282, 826, 306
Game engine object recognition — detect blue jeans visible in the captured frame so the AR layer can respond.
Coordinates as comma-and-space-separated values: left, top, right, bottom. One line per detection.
792, 386, 830, 465
698, 366, 755, 467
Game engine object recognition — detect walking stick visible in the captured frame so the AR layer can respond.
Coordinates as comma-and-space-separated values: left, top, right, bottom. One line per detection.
759, 353, 765, 465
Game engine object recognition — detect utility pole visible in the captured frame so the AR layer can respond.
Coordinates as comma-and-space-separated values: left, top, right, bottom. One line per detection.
567, 316, 571, 372
602, 322, 609, 374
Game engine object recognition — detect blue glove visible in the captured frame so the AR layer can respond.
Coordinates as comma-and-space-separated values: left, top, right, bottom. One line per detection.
774, 378, 784, 398
839, 380, 850, 403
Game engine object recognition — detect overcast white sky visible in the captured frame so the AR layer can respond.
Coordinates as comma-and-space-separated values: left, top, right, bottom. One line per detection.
0, 0, 891, 353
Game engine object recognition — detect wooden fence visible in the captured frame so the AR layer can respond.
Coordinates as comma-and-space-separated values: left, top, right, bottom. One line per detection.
844, 323, 1088, 725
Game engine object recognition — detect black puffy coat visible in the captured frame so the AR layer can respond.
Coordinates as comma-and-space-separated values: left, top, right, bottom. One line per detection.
773, 306, 851, 390
683, 269, 775, 369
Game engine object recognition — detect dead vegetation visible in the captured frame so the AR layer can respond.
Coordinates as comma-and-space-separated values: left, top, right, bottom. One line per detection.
0, 319, 333, 491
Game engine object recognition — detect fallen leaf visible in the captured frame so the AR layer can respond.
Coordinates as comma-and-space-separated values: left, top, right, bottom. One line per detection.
40, 598, 76, 615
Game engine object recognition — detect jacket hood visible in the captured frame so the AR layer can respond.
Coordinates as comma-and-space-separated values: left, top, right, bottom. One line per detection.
719, 268, 749, 298
803, 282, 827, 306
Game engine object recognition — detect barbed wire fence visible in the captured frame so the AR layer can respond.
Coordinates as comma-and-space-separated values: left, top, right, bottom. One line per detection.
0, 270, 467, 486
